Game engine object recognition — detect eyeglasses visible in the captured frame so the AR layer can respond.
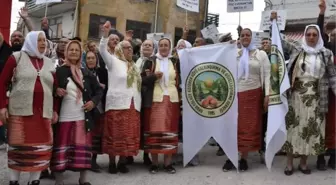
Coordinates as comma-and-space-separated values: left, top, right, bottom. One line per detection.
122, 46, 133, 50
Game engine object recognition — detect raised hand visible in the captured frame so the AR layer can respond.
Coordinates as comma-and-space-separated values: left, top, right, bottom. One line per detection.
125, 30, 133, 41
19, 7, 29, 19
319, 0, 326, 14
103, 21, 112, 38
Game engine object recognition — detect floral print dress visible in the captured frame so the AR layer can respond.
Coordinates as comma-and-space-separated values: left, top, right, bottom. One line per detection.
284, 54, 326, 156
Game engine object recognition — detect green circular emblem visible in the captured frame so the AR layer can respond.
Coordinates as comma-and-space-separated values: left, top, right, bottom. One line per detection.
269, 45, 286, 105
185, 62, 235, 118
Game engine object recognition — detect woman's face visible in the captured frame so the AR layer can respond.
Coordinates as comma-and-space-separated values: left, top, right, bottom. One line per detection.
67, 42, 81, 64
122, 41, 133, 61
37, 33, 46, 54
86, 52, 97, 69
305, 27, 319, 47
159, 39, 170, 57
177, 41, 186, 50
88, 42, 97, 52
240, 29, 252, 48
142, 40, 154, 57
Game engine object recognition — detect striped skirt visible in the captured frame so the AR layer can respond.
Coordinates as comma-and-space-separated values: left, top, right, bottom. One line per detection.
102, 101, 140, 156
92, 115, 104, 154
50, 120, 92, 172
144, 96, 180, 154
238, 88, 263, 152
7, 113, 53, 172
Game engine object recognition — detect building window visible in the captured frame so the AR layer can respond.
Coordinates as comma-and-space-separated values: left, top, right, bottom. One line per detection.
126, 20, 152, 41
49, 17, 62, 39
174, 27, 196, 46
88, 14, 117, 39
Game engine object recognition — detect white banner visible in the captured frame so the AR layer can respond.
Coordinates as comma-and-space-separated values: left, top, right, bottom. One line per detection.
201, 24, 219, 43
35, 0, 62, 5
227, 0, 254, 13
265, 20, 290, 170
178, 43, 238, 167
177, 0, 199, 12
260, 10, 287, 31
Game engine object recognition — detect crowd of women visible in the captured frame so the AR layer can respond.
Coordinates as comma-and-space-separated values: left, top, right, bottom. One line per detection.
0, 1, 334, 185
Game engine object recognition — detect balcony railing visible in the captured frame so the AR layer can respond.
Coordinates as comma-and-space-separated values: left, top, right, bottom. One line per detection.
26, 0, 77, 14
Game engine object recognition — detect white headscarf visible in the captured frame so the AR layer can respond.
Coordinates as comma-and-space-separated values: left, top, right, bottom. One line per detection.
301, 24, 324, 54
135, 39, 156, 70
176, 39, 192, 49
156, 38, 172, 89
21, 31, 46, 59
301, 25, 325, 75
238, 29, 256, 80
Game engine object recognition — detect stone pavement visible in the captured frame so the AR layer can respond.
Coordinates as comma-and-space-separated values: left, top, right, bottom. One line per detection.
0, 145, 335, 185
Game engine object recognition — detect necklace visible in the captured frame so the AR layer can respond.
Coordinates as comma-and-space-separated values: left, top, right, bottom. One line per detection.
35, 59, 41, 76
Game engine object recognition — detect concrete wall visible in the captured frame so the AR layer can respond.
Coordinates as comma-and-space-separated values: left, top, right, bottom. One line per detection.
78, 0, 206, 43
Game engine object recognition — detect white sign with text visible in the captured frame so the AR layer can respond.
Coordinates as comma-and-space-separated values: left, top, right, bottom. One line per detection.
260, 10, 287, 31
227, 0, 254, 13
177, 0, 199, 12
201, 24, 219, 43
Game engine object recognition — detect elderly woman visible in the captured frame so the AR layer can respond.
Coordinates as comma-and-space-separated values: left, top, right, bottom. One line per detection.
142, 38, 180, 174
223, 28, 271, 172
99, 21, 141, 174
271, 15, 336, 175
0, 31, 58, 185
85, 51, 108, 173
51, 40, 103, 185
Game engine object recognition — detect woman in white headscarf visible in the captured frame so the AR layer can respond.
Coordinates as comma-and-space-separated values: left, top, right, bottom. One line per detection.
0, 31, 58, 185
222, 28, 271, 172
273, 22, 336, 175
141, 38, 180, 174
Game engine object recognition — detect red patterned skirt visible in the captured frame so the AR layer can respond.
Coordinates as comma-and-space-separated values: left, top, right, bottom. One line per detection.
102, 101, 140, 156
50, 120, 92, 172
7, 112, 53, 172
144, 96, 180, 154
238, 88, 263, 152
92, 114, 104, 154
326, 90, 336, 149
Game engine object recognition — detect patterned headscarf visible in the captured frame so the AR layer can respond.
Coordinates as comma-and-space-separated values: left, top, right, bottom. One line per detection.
63, 40, 84, 103
114, 41, 141, 91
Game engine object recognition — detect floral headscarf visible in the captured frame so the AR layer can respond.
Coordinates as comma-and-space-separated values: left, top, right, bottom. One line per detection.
63, 40, 84, 103
114, 41, 141, 91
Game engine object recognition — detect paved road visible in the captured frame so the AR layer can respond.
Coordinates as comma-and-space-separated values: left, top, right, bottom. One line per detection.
0, 145, 335, 185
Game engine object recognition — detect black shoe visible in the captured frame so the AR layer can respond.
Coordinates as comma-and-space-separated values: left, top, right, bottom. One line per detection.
239, 159, 248, 171
143, 155, 152, 166
298, 165, 311, 175
79, 180, 92, 185
126, 156, 134, 165
9, 181, 19, 185
328, 156, 336, 170
316, 156, 327, 171
28, 180, 40, 185
90, 161, 101, 173
39, 169, 49, 179
117, 163, 130, 173
284, 167, 294, 176
222, 159, 234, 172
163, 164, 176, 174
108, 163, 118, 174
149, 165, 159, 174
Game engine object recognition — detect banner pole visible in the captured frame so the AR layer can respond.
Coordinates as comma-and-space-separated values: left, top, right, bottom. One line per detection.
238, 12, 241, 25
186, 10, 188, 25
44, 3, 48, 17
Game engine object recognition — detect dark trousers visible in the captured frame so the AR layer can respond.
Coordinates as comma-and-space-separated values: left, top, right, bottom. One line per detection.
0, 125, 7, 144
261, 112, 268, 152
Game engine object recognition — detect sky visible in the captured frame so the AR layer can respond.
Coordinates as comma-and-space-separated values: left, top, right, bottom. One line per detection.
10, 0, 265, 39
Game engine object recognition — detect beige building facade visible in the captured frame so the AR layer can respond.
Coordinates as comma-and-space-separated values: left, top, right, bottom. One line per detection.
78, 0, 207, 44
